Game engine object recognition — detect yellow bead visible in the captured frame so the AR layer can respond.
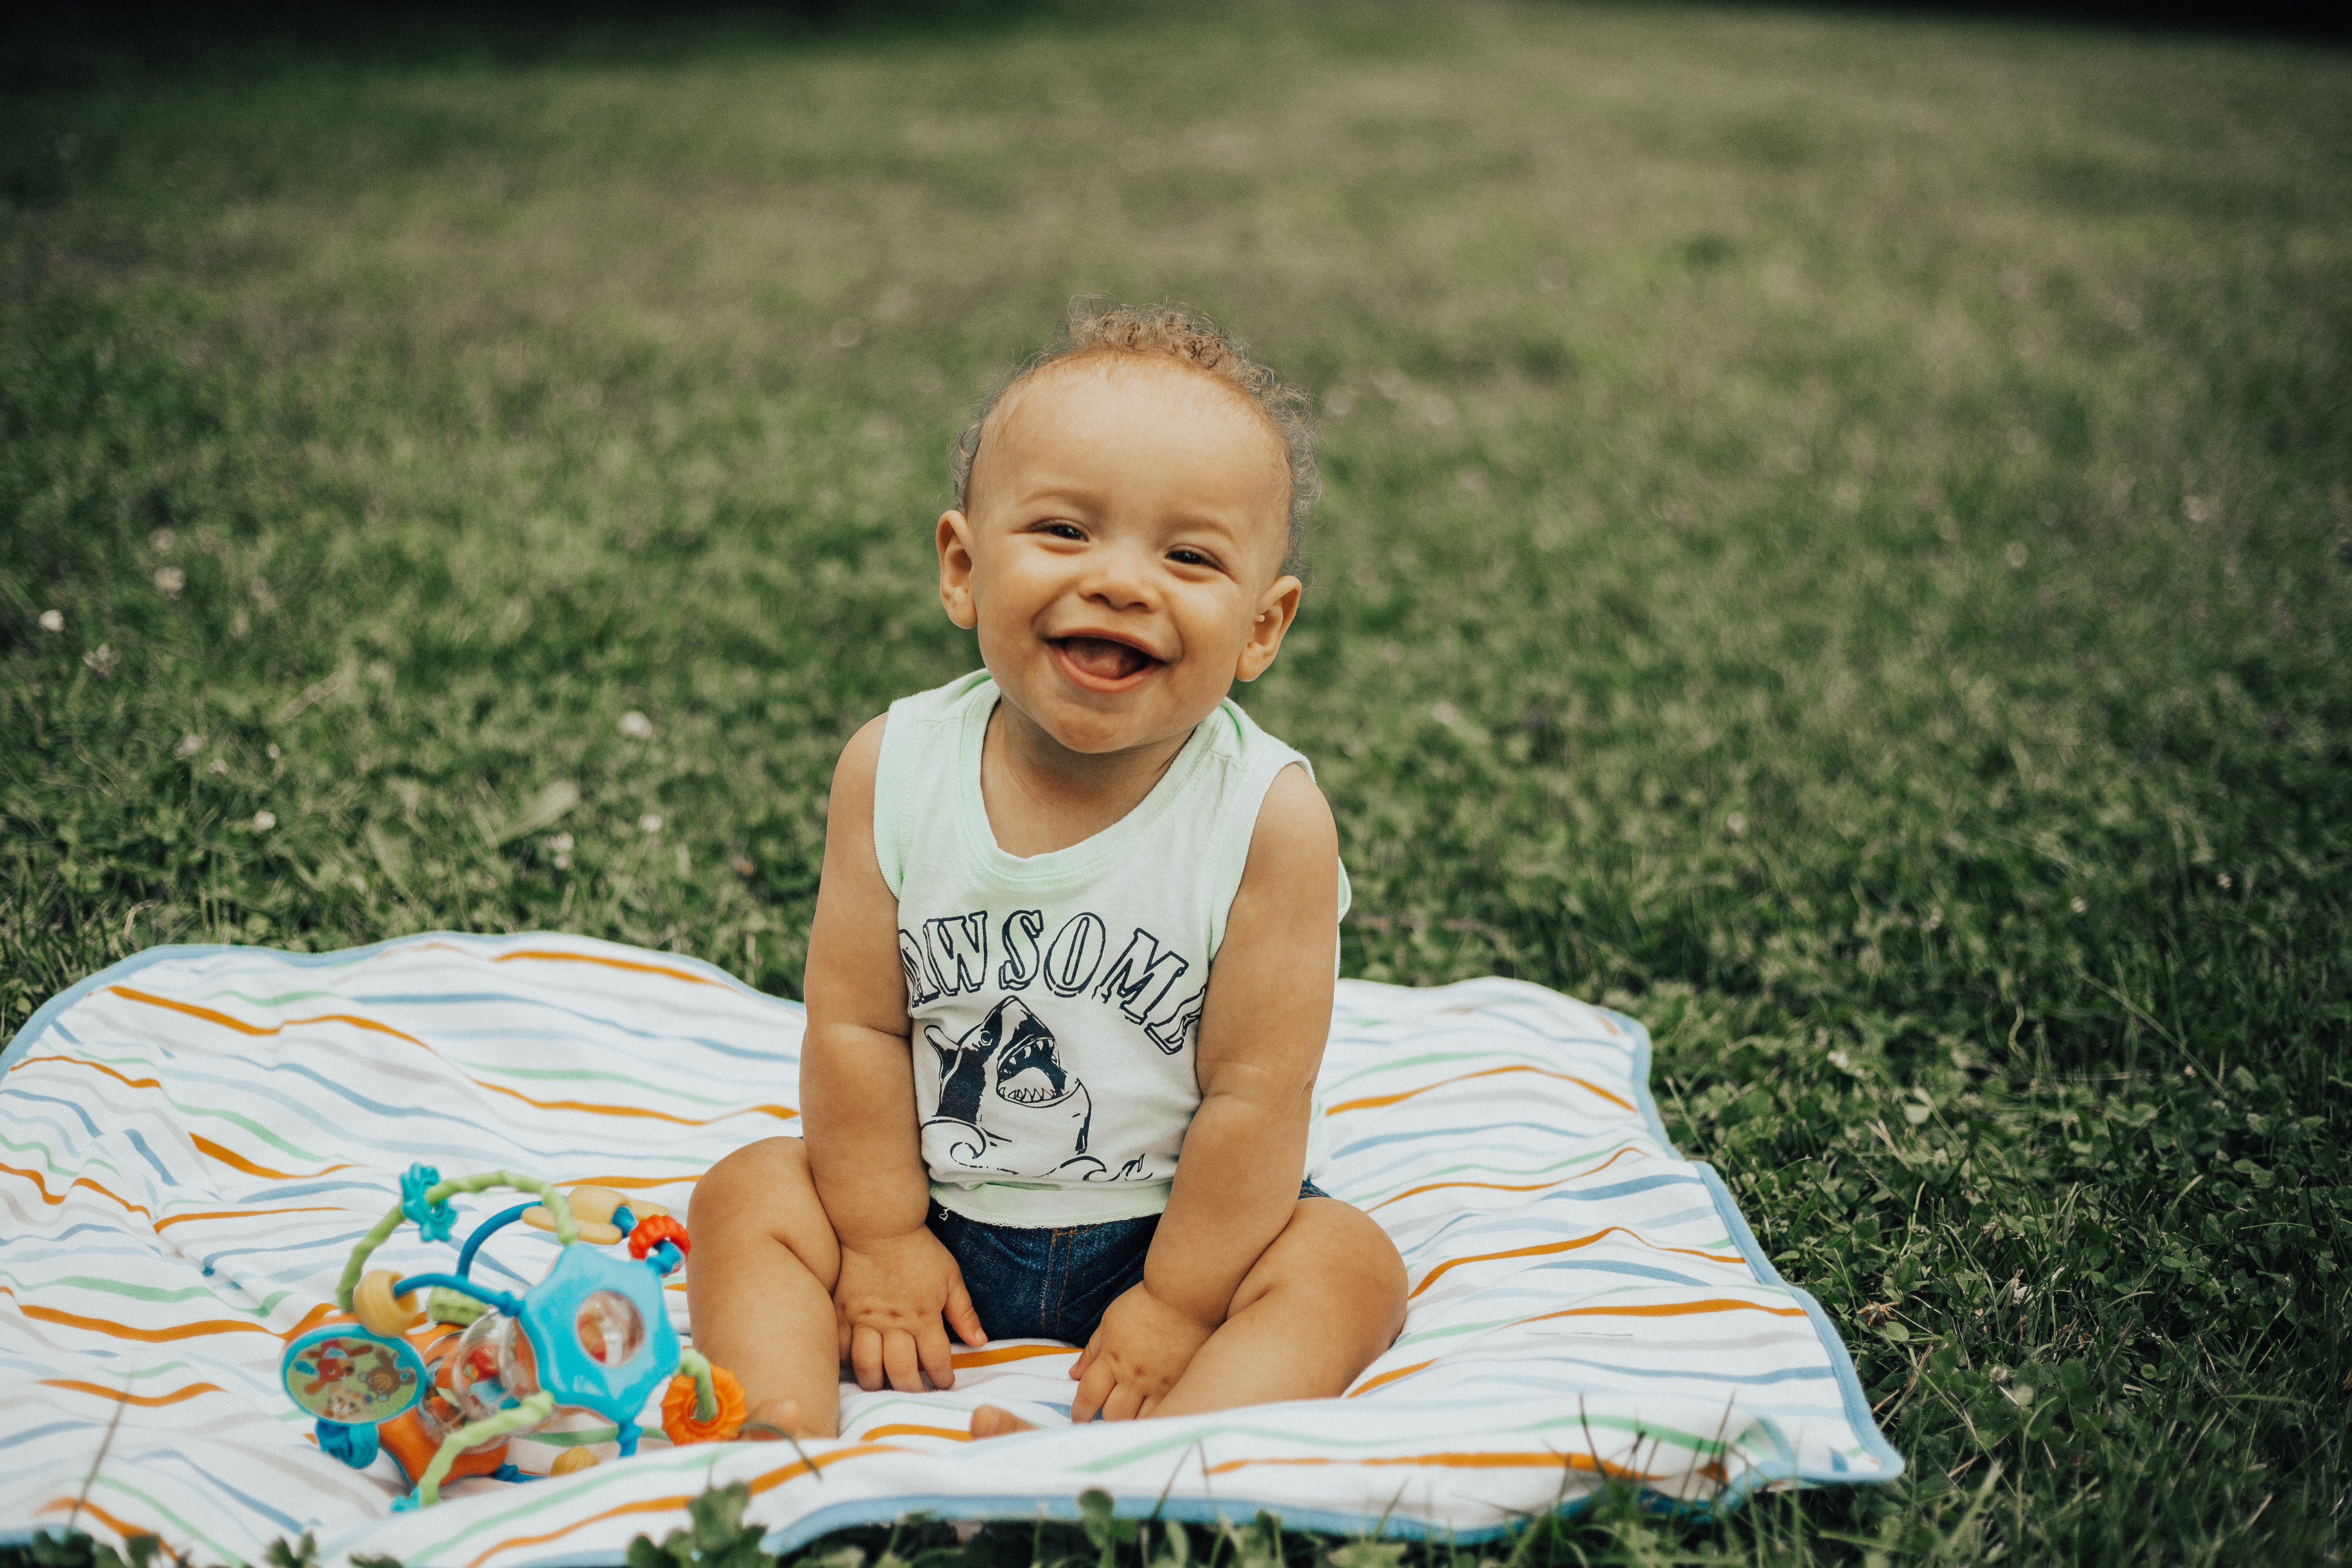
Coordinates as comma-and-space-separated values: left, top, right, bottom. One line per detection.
567, 1186, 625, 1225
352, 1268, 421, 1337
551, 1448, 600, 1475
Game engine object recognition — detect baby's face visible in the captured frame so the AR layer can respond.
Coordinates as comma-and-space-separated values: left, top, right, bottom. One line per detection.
937, 356, 1299, 759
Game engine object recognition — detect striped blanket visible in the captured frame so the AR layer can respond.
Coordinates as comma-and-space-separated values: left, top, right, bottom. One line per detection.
0, 933, 1897, 1566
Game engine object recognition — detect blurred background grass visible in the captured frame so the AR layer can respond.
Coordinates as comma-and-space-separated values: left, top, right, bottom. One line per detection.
3, 3, 2348, 1562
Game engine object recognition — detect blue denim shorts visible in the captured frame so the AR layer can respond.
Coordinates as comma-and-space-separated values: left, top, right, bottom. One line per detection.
931, 1179, 1331, 1347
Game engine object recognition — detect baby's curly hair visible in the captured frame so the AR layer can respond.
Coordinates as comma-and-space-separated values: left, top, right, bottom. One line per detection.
951, 299, 1320, 574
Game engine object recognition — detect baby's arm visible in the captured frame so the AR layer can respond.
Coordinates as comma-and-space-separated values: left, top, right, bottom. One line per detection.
1069, 764, 1339, 1421
802, 718, 986, 1392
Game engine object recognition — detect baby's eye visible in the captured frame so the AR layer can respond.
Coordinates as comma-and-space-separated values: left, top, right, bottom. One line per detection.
1042, 522, 1084, 541
1167, 548, 1213, 567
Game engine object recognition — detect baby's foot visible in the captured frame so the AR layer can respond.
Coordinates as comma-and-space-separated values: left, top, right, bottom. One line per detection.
968, 1405, 1037, 1438
740, 1398, 805, 1441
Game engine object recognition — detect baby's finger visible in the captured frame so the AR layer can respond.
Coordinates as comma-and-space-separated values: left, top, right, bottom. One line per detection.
945, 1277, 988, 1349
1071, 1329, 1102, 1381
883, 1328, 925, 1392
1100, 1381, 1145, 1424
849, 1325, 887, 1392
918, 1318, 957, 1392
1069, 1359, 1115, 1424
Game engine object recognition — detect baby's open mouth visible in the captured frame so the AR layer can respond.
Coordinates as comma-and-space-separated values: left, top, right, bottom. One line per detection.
1055, 637, 1158, 682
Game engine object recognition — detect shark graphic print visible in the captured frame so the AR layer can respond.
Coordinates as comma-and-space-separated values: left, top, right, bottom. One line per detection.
901, 906, 1207, 1188
920, 996, 1112, 1180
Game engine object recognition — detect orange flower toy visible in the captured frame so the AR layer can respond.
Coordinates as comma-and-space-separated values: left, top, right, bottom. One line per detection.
281, 1164, 746, 1508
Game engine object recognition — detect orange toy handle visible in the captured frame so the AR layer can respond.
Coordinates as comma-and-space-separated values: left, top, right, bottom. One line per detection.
629, 1214, 690, 1263
662, 1362, 746, 1443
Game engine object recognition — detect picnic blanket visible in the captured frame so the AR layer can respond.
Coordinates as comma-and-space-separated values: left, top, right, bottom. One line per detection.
0, 932, 1899, 1566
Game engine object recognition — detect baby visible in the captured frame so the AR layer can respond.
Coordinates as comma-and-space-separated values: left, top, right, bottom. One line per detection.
689, 303, 1406, 1439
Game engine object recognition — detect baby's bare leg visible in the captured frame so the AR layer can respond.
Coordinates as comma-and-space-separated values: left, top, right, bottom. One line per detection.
686, 1137, 843, 1437
1152, 1197, 1406, 1418
974, 1199, 1406, 1434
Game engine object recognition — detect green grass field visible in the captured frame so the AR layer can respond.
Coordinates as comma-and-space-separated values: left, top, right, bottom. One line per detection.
3, 3, 2349, 1562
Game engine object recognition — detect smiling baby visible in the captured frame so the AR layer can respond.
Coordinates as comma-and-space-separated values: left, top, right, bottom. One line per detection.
687, 302, 1406, 1439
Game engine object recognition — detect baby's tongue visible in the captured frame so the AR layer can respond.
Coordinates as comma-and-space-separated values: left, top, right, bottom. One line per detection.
1060, 637, 1150, 680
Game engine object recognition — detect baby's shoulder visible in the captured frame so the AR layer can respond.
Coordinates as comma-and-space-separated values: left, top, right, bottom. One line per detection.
1237, 761, 1337, 872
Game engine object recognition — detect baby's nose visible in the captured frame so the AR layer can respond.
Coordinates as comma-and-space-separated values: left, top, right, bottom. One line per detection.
1080, 549, 1156, 606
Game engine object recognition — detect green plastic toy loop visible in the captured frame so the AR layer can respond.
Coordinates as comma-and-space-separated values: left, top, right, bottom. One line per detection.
335, 1170, 578, 1312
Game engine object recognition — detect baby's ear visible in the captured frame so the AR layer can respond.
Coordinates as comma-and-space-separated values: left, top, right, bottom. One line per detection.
1235, 573, 1303, 682
937, 511, 979, 630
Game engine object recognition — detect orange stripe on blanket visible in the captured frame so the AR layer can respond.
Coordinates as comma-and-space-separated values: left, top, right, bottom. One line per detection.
1, 1286, 271, 1343
1367, 1147, 1649, 1211
40, 1378, 224, 1407
99, 986, 783, 1128
555, 1174, 703, 1191
861, 1424, 972, 1441
492, 949, 723, 986
1329, 1064, 1634, 1116
1345, 1359, 1435, 1397
1522, 1297, 1809, 1324
188, 1136, 356, 1181
466, 1445, 907, 1568
16, 1056, 168, 1091
951, 1343, 1076, 1369
465, 1495, 699, 1568
153, 1206, 346, 1230
36, 1499, 168, 1544
0, 1160, 153, 1220
1203, 1450, 1648, 1479
107, 986, 432, 1051
11, 1061, 354, 1179
278, 1302, 342, 1342
1409, 1228, 1747, 1300
477, 1080, 795, 1127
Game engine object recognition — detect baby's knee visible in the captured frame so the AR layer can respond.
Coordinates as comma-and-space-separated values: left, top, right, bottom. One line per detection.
1326, 1207, 1409, 1335
692, 1136, 812, 1222
1246, 1201, 1408, 1336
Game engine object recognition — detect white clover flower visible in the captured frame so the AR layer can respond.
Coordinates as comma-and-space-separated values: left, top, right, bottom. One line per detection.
150, 528, 175, 552
209, 758, 228, 777
640, 813, 663, 834
619, 710, 655, 740
39, 609, 64, 633
2070, 896, 2087, 914
176, 733, 206, 758
154, 567, 186, 598
252, 810, 276, 831
554, 854, 572, 870
550, 833, 574, 853
83, 643, 117, 678
1726, 812, 1747, 837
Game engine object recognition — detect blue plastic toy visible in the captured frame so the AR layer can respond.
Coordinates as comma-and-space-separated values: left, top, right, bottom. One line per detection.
282, 1166, 744, 1507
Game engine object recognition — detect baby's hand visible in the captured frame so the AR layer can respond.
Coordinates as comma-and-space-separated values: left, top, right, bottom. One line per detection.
834, 1228, 987, 1393
1069, 1283, 1215, 1422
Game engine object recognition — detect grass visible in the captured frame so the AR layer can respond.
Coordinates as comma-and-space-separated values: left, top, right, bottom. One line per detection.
2, 1, 2349, 1562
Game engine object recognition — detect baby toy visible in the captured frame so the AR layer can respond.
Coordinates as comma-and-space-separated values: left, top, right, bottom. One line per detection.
282, 1165, 746, 1508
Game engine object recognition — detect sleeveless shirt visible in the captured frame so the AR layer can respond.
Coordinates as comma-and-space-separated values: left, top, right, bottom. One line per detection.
873, 671, 1349, 1226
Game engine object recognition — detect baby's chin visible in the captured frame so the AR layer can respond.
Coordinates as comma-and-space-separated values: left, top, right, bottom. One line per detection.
1006, 688, 1224, 760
